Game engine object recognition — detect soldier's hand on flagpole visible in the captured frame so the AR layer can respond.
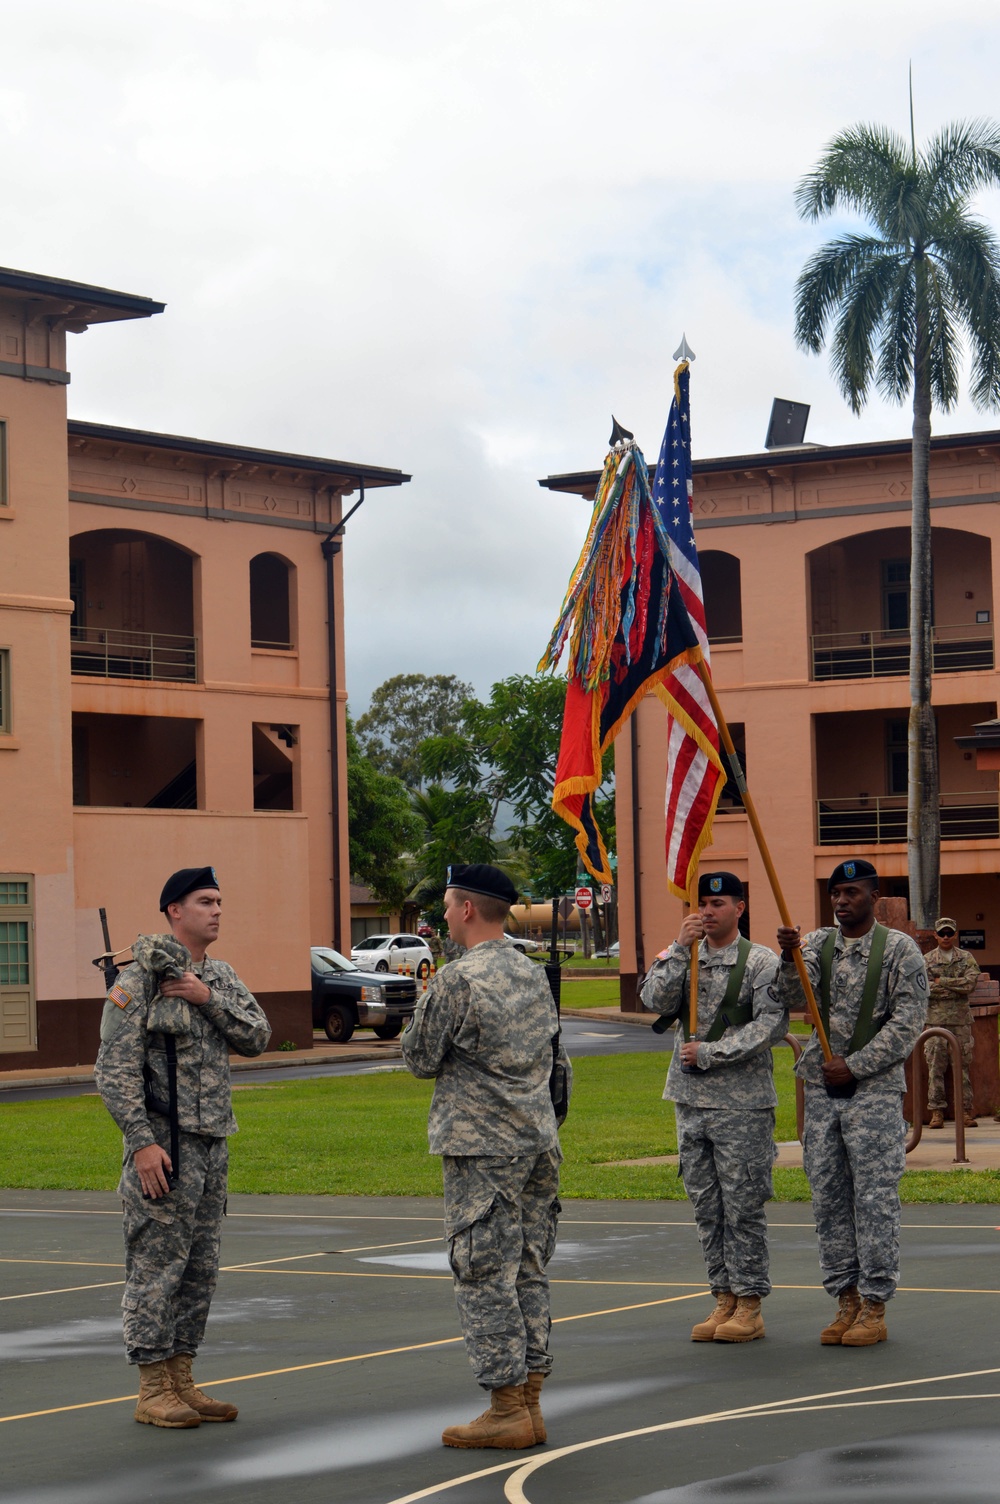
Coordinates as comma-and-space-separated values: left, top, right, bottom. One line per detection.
777, 925, 801, 961
678, 913, 705, 948
679, 1040, 701, 1067
822, 1055, 854, 1087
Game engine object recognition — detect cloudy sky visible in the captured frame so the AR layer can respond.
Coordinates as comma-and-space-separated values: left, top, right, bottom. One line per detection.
4, 0, 1000, 709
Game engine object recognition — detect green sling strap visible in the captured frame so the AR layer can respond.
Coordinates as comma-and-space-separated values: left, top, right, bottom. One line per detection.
819, 921, 889, 1055
679, 936, 753, 1041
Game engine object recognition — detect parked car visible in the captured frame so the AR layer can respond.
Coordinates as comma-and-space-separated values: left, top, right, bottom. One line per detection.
504, 935, 542, 955
593, 941, 620, 959
311, 946, 417, 1043
350, 932, 434, 978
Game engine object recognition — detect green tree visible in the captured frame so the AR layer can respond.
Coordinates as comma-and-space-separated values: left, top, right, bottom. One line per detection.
794, 116, 1000, 924
420, 673, 615, 900
355, 673, 474, 789
346, 715, 422, 910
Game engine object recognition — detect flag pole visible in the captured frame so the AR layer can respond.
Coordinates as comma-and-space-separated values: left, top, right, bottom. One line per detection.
693, 657, 833, 1061
688, 871, 699, 1037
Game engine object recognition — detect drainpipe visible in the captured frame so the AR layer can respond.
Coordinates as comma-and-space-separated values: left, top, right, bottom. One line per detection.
321, 480, 366, 952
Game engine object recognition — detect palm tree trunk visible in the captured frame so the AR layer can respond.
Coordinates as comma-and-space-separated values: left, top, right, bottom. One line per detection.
907, 270, 940, 928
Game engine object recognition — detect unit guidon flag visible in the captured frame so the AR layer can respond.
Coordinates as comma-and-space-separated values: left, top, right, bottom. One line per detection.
540, 363, 726, 896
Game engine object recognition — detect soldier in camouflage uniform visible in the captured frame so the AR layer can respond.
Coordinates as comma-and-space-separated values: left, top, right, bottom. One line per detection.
776, 859, 927, 1347
95, 867, 271, 1429
402, 863, 568, 1451
924, 917, 980, 1128
640, 872, 785, 1343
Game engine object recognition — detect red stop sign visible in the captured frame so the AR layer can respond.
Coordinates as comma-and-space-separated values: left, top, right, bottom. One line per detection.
575, 886, 593, 910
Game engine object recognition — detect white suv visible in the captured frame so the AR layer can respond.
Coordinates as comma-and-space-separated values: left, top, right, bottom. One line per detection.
351, 933, 434, 979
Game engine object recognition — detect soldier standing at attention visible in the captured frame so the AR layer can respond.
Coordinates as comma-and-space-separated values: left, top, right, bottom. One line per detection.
776, 859, 927, 1347
924, 917, 980, 1129
402, 863, 567, 1451
95, 868, 272, 1428
640, 872, 785, 1344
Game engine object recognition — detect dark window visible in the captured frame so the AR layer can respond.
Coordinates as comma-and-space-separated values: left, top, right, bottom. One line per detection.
250, 554, 292, 649
886, 719, 908, 795
717, 722, 746, 810
701, 552, 743, 643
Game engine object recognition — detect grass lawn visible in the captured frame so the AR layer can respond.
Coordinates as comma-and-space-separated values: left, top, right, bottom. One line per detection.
2, 1053, 999, 1202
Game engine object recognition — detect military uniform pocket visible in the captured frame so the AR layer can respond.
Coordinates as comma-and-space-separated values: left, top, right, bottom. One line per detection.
447, 1197, 502, 1282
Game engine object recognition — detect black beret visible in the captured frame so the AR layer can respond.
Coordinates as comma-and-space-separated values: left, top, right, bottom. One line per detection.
445, 863, 518, 906
828, 858, 878, 892
698, 871, 744, 901
160, 866, 220, 912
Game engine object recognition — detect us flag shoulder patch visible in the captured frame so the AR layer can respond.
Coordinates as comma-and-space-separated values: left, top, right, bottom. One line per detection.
108, 982, 132, 1010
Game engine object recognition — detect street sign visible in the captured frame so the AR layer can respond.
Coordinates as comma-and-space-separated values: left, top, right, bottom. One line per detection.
575, 886, 593, 910
600, 884, 613, 904
557, 897, 575, 920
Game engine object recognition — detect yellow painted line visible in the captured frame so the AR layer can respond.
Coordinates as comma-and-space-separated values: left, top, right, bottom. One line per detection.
0, 1258, 123, 1268
226, 1268, 453, 1282
0, 1280, 125, 1302
0, 1291, 703, 1425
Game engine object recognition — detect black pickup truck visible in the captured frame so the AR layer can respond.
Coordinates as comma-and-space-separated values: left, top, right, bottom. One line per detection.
311, 946, 418, 1044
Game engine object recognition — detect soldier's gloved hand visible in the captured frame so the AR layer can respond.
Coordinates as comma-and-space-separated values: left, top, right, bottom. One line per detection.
160, 972, 211, 1006
133, 1143, 174, 1199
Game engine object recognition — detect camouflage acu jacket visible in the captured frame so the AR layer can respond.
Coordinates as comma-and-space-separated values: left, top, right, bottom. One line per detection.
640, 938, 785, 1108
401, 938, 565, 1157
774, 924, 927, 1092
925, 945, 980, 1024
94, 939, 272, 1153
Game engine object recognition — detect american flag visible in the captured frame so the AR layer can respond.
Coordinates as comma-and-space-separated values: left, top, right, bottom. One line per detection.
651, 364, 726, 902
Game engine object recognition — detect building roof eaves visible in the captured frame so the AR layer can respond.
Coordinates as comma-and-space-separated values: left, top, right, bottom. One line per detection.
538, 427, 1000, 495
0, 266, 165, 321
68, 421, 411, 486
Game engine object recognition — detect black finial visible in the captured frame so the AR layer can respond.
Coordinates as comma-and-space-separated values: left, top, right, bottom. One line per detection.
609, 416, 634, 446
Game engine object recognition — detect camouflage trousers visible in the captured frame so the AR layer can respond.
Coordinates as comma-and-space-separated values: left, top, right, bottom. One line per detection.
442, 1151, 561, 1390
924, 1014, 974, 1112
675, 1105, 775, 1298
802, 1083, 905, 1303
118, 1125, 228, 1365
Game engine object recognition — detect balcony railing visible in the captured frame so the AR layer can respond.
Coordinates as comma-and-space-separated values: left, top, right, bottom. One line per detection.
70, 628, 198, 683
811, 622, 994, 681
817, 791, 1000, 845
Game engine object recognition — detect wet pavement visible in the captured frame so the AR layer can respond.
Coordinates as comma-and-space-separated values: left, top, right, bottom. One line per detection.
2, 1190, 1000, 1503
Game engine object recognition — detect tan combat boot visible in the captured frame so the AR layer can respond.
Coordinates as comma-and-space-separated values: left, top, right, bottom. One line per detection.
713, 1295, 764, 1343
134, 1361, 201, 1428
442, 1385, 535, 1449
820, 1286, 861, 1344
928, 1110, 945, 1129
691, 1292, 737, 1342
964, 1112, 978, 1128
165, 1354, 238, 1422
523, 1372, 547, 1444
841, 1299, 887, 1346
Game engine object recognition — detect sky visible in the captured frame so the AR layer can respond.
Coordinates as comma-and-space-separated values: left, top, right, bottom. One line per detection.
4, 0, 1000, 711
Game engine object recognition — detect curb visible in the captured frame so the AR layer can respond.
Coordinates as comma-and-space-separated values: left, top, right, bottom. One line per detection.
0, 1044, 403, 1093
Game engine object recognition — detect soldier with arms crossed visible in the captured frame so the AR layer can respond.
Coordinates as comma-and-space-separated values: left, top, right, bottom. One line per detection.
776, 859, 927, 1347
641, 872, 786, 1343
924, 917, 980, 1129
402, 863, 568, 1451
95, 867, 272, 1427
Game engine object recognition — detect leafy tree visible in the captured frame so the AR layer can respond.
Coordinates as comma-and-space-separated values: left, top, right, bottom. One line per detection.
355, 673, 475, 788
346, 714, 422, 909
794, 115, 1000, 924
419, 673, 615, 900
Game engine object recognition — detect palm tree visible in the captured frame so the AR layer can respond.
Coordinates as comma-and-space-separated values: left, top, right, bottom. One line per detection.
794, 116, 1000, 926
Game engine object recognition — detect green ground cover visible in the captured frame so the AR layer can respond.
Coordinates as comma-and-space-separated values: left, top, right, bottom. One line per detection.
2, 1053, 998, 1201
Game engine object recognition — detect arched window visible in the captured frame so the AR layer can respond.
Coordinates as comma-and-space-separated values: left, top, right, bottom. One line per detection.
250, 553, 292, 650
700, 551, 742, 642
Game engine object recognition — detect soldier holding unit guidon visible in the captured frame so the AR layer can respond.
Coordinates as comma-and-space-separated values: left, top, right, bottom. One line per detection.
776, 858, 927, 1347
641, 871, 786, 1344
